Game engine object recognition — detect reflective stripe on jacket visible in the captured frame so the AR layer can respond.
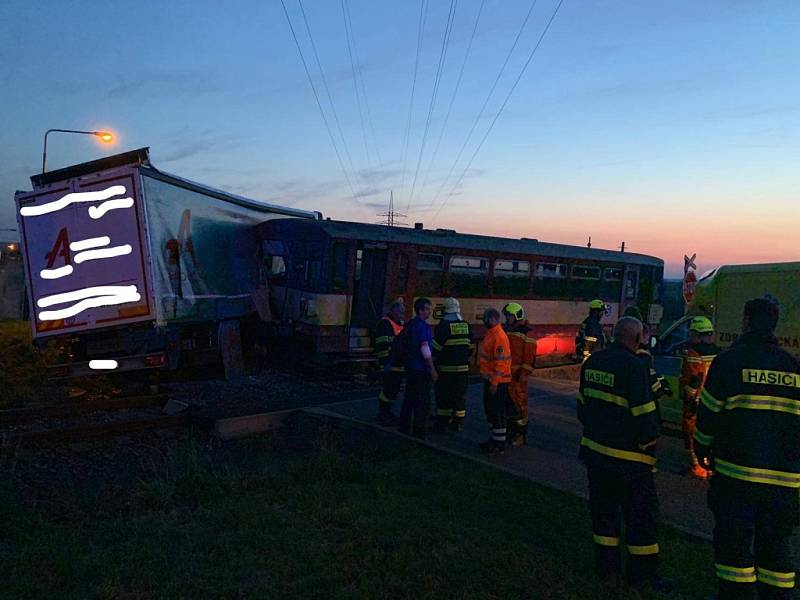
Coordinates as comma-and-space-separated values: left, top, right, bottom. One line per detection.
577, 342, 660, 471
694, 332, 800, 487
432, 317, 473, 373
479, 324, 512, 385
373, 316, 403, 369
679, 341, 719, 402
506, 321, 537, 375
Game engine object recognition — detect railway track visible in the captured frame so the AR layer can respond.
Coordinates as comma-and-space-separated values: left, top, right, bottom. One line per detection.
0, 392, 191, 448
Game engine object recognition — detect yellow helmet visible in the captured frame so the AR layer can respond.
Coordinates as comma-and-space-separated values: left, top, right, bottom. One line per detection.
502, 302, 524, 320
589, 299, 605, 310
690, 316, 714, 334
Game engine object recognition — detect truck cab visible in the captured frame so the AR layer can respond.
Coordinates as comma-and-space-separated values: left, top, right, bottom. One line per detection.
652, 262, 800, 426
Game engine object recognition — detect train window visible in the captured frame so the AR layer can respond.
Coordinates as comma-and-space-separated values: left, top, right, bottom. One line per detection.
417, 253, 444, 271
355, 249, 363, 281
494, 259, 530, 296
449, 255, 489, 296
604, 267, 623, 281
261, 240, 287, 280
572, 265, 600, 280
534, 263, 567, 279
330, 242, 349, 290
450, 256, 488, 273
494, 259, 529, 277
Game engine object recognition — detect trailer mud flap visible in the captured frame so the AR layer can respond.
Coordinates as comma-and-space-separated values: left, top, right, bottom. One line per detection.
218, 320, 245, 379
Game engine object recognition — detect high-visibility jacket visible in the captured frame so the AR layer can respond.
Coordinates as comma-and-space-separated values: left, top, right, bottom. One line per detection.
694, 332, 800, 488
576, 314, 605, 358
479, 324, 512, 385
432, 317, 473, 373
506, 321, 537, 377
678, 341, 719, 403
578, 342, 660, 471
373, 316, 403, 371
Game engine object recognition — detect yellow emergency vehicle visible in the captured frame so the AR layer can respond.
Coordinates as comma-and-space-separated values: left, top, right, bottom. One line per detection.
653, 261, 800, 425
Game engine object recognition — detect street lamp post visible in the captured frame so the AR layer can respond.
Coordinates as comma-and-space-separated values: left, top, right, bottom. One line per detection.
42, 128, 114, 174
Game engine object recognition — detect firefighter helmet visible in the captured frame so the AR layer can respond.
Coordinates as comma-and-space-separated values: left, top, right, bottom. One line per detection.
443, 297, 461, 314
502, 302, 524, 320
689, 316, 714, 334
589, 299, 605, 310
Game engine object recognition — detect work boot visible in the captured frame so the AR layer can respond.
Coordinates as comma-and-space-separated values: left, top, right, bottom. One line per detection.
376, 407, 398, 427
449, 419, 464, 433
432, 417, 450, 434
626, 573, 676, 595
509, 433, 526, 446
479, 440, 505, 455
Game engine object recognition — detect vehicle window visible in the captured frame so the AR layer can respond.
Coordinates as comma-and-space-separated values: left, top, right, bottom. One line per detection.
450, 255, 488, 272
355, 248, 363, 281
448, 255, 489, 296
604, 267, 623, 281
261, 240, 287, 280
534, 263, 567, 279
417, 253, 444, 271
572, 265, 600, 280
494, 259, 530, 296
330, 241, 349, 290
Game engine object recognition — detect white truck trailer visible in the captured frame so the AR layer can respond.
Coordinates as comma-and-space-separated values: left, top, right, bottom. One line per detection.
15, 147, 319, 377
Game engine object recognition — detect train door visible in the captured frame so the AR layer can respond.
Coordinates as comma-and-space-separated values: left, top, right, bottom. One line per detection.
351, 243, 388, 328
621, 264, 639, 314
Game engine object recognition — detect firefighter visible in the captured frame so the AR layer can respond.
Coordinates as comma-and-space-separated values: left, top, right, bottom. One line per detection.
679, 316, 720, 479
478, 308, 513, 454
694, 298, 800, 600
578, 316, 672, 592
576, 299, 606, 361
502, 302, 537, 446
373, 300, 405, 426
398, 297, 438, 439
432, 297, 473, 433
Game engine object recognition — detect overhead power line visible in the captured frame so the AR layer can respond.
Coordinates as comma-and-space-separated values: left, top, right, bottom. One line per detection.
434, 0, 566, 222
342, 0, 383, 167
399, 0, 429, 203
279, 0, 361, 206
417, 0, 485, 205
341, 0, 372, 170
427, 0, 540, 212
296, 0, 362, 187
406, 0, 458, 213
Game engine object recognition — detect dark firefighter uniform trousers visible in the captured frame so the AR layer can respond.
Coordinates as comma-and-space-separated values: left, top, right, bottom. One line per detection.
435, 372, 469, 423
587, 462, 660, 580
709, 475, 797, 599
400, 369, 431, 439
483, 381, 514, 445
379, 369, 403, 407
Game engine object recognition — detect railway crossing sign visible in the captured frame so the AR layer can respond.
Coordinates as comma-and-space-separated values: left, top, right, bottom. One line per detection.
683, 252, 697, 304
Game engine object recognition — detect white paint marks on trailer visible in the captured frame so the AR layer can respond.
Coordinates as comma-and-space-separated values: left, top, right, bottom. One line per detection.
89, 196, 134, 219
89, 359, 118, 370
69, 236, 111, 251
36, 285, 141, 321
73, 244, 132, 264
40, 265, 74, 279
20, 185, 127, 217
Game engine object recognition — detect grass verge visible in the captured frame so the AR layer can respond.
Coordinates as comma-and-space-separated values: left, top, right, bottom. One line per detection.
0, 421, 715, 599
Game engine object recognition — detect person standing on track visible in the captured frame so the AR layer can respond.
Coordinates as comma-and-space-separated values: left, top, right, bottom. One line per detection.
372, 300, 405, 427
478, 308, 513, 455
502, 302, 537, 446
398, 297, 438, 439
576, 299, 607, 361
577, 316, 672, 593
678, 316, 720, 479
694, 298, 800, 600
432, 297, 473, 433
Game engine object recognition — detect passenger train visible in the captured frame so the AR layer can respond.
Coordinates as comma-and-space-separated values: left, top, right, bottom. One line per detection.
255, 219, 665, 365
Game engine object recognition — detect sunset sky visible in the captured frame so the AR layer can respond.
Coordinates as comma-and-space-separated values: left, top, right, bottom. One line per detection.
2, 0, 798, 277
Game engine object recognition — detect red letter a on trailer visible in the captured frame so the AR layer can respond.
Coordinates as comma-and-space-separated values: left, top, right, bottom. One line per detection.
45, 227, 71, 268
